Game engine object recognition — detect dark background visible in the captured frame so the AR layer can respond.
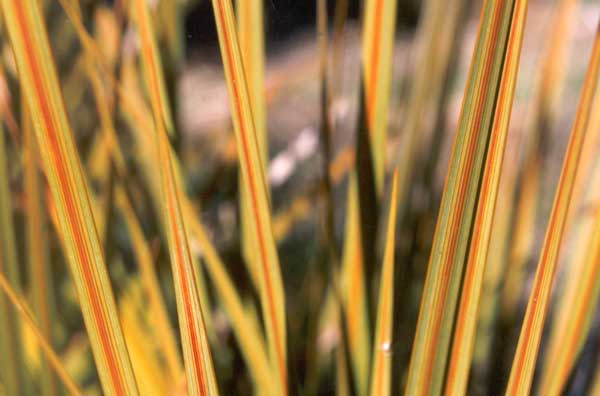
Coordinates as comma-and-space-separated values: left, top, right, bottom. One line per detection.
184, 0, 421, 52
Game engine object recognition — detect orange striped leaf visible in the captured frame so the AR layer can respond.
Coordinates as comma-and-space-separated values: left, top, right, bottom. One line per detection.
0, 1, 140, 395
23, 96, 58, 396
130, 0, 174, 136
537, 80, 600, 396
500, 0, 578, 323
444, 0, 528, 392
506, 22, 600, 396
211, 1, 287, 394
237, 0, 268, 296
117, 37, 273, 393
361, 0, 398, 193
405, 0, 521, 394
132, 0, 219, 394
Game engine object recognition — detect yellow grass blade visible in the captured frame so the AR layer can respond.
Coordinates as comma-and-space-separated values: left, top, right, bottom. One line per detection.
444, 0, 528, 393
119, 283, 171, 396
474, 1, 577, 378
340, 175, 370, 395
236, 0, 267, 168
537, 89, 600, 396
0, 1, 140, 395
59, 7, 216, 376
500, 0, 578, 323
536, 173, 600, 396
115, 187, 183, 382
237, 0, 268, 296
70, 4, 182, 380
155, 70, 219, 396
53, 9, 244, 366
132, 0, 219, 394
211, 1, 287, 394
183, 200, 275, 395
506, 22, 600, 396
119, 39, 273, 394
368, 169, 399, 396
0, 271, 83, 396
404, 0, 521, 394
23, 96, 58, 396
130, 0, 174, 136
361, 0, 398, 193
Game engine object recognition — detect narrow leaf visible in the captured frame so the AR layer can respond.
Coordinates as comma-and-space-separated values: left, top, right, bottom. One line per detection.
130, 0, 175, 135
0, 1, 140, 395
368, 169, 399, 396
506, 22, 600, 396
120, 283, 171, 396
537, 81, 600, 396
237, 0, 268, 295
500, 0, 578, 325
361, 0, 398, 193
115, 187, 183, 382
444, 0, 528, 392
133, 0, 219, 394
0, 271, 83, 396
183, 199, 276, 395
405, 0, 520, 394
211, 1, 287, 394
23, 96, 58, 396
341, 175, 370, 395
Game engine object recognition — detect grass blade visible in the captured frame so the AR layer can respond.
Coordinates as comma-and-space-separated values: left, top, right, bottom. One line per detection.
341, 175, 370, 395
211, 1, 287, 394
444, 0, 528, 392
506, 21, 600, 396
23, 96, 58, 396
131, 0, 174, 136
121, 48, 273, 392
115, 187, 183, 382
183, 199, 275, 395
476, 2, 577, 385
404, 0, 520, 394
368, 169, 399, 396
118, 34, 273, 393
507, 22, 600, 395
0, 271, 83, 396
119, 283, 172, 396
132, 0, 219, 394
537, 85, 600, 396
237, 0, 268, 295
75, 5, 183, 380
361, 0, 398, 193
236, 0, 267, 168
0, 1, 140, 394
536, 176, 600, 396
499, 0, 578, 327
